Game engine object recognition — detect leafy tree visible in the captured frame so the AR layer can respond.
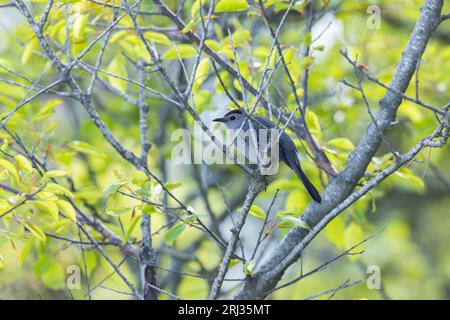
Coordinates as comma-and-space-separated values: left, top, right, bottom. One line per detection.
0, 0, 449, 299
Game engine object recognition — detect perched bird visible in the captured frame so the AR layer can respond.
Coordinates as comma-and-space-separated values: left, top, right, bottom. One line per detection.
213, 109, 321, 203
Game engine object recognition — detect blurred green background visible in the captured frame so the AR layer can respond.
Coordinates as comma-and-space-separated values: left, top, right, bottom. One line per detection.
0, 0, 449, 299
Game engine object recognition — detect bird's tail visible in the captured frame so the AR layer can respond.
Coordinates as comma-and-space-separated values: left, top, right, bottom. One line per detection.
287, 158, 322, 203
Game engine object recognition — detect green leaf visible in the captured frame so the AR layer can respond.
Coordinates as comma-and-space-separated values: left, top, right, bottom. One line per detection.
73, 13, 88, 43
110, 30, 128, 44
326, 138, 355, 152
243, 259, 256, 275
15, 155, 33, 173
106, 206, 130, 217
181, 20, 196, 34
103, 182, 127, 198
304, 32, 312, 46
35, 99, 62, 122
139, 204, 157, 215
215, 0, 249, 12
277, 215, 310, 230
0, 58, 13, 73
44, 170, 69, 179
0, 229, 35, 241
305, 110, 321, 138
314, 44, 325, 51
266, 179, 298, 194
145, 31, 172, 46
229, 258, 241, 269
392, 168, 425, 193
123, 213, 141, 244
136, 187, 152, 198
162, 44, 197, 60
300, 56, 315, 69
165, 182, 183, 190
285, 190, 308, 214
248, 204, 266, 220
164, 223, 186, 246
184, 214, 197, 223
106, 55, 128, 93
205, 39, 221, 51
34, 200, 59, 221
194, 58, 210, 90
0, 158, 20, 181
21, 38, 38, 65
68, 140, 103, 157
44, 183, 74, 198
56, 200, 77, 222
191, 0, 201, 18
23, 221, 46, 242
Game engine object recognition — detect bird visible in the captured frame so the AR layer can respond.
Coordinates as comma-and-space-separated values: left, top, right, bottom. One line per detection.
213, 109, 321, 203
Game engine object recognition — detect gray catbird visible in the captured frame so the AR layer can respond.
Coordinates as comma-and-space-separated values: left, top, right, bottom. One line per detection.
213, 109, 321, 203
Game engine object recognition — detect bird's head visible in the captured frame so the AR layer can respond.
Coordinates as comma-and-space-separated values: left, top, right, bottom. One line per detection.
213, 109, 246, 129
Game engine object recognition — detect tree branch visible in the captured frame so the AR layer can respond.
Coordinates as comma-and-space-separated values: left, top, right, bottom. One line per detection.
209, 177, 267, 299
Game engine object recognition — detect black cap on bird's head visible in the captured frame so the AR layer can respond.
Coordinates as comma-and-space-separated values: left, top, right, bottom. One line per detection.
212, 109, 243, 123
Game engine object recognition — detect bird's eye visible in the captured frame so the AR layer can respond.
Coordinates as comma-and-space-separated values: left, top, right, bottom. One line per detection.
230, 116, 236, 120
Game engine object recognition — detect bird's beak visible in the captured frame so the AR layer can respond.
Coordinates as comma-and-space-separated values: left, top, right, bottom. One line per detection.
213, 117, 225, 123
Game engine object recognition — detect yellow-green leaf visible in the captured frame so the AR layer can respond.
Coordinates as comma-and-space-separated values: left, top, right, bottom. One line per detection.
243, 259, 256, 275
73, 13, 88, 43
145, 31, 171, 46
35, 99, 62, 121
314, 44, 325, 51
106, 55, 128, 93
194, 58, 210, 89
327, 138, 355, 152
285, 190, 308, 214
300, 56, 315, 69
249, 204, 266, 220
103, 182, 127, 198
0, 158, 20, 181
277, 215, 311, 230
110, 30, 126, 44
306, 110, 321, 138
23, 221, 46, 242
21, 38, 38, 65
162, 44, 197, 60
106, 206, 130, 217
44, 170, 69, 179
191, 0, 201, 18
205, 39, 220, 51
15, 155, 33, 173
139, 204, 157, 215
56, 200, 77, 222
181, 20, 196, 34
392, 168, 425, 193
164, 223, 186, 246
34, 200, 59, 221
68, 140, 102, 157
215, 0, 249, 12
123, 213, 141, 244
44, 183, 74, 198
36, 191, 58, 201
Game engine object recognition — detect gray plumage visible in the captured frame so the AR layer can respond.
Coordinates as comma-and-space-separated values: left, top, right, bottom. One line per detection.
213, 110, 321, 203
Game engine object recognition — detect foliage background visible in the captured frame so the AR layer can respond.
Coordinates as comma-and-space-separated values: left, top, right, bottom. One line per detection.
0, 0, 449, 299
